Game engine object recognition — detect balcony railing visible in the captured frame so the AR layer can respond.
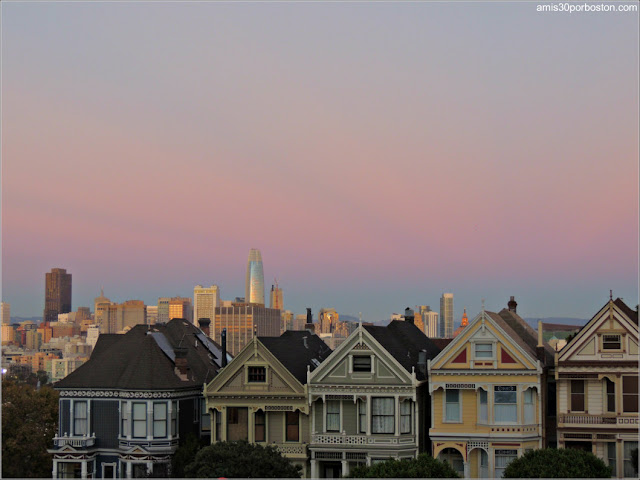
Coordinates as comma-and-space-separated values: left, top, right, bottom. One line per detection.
311, 434, 416, 446
274, 443, 307, 456
558, 414, 617, 425
53, 435, 96, 448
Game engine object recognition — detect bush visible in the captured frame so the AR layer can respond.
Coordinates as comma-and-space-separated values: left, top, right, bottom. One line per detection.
184, 440, 301, 478
348, 453, 461, 478
502, 448, 612, 478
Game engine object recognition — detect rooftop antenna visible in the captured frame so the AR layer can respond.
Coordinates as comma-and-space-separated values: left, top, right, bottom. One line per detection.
610, 290, 613, 301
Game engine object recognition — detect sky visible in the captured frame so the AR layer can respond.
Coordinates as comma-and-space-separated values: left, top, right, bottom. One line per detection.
1, 1, 638, 324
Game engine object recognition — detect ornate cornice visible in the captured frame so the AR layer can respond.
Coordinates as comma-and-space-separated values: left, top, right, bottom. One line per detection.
57, 389, 202, 399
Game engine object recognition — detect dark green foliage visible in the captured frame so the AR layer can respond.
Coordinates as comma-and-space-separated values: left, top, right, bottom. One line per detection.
502, 448, 612, 478
348, 453, 461, 478
184, 440, 301, 478
1, 379, 59, 478
171, 432, 207, 478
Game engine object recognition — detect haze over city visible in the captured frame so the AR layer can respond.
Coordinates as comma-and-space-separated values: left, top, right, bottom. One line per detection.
1, 2, 638, 322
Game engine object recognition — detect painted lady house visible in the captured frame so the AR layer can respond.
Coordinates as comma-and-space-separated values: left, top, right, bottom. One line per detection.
428, 299, 555, 478
555, 296, 638, 478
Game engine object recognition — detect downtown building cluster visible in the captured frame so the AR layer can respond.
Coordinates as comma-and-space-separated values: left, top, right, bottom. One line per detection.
44, 295, 638, 478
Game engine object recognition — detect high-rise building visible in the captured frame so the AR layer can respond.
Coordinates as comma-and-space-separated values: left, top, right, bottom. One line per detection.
269, 281, 283, 310
319, 308, 339, 334
424, 310, 439, 338
440, 293, 454, 338
146, 305, 158, 325
194, 285, 220, 325
245, 248, 265, 305
169, 297, 193, 322
94, 288, 110, 318
157, 297, 170, 323
1, 302, 10, 325
44, 268, 72, 324
116, 300, 146, 332
213, 302, 280, 355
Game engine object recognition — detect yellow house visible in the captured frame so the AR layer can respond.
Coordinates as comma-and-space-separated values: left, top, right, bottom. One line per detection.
428, 304, 554, 478
556, 297, 638, 477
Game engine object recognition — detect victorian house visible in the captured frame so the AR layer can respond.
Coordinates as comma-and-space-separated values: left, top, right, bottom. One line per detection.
49, 319, 228, 479
556, 296, 638, 478
428, 300, 555, 478
204, 330, 331, 477
307, 319, 441, 478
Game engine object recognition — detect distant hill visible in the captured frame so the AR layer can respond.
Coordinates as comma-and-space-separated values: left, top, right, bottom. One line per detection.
10, 316, 43, 325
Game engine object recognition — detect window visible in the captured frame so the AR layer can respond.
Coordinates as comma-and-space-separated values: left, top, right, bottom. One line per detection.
475, 343, 493, 358
570, 380, 585, 412
445, 389, 461, 422
215, 410, 222, 441
602, 334, 621, 350
494, 386, 517, 423
286, 411, 299, 441
326, 400, 340, 432
495, 450, 517, 478
132, 402, 147, 438
524, 388, 535, 424
478, 389, 488, 423
605, 378, 616, 413
400, 400, 412, 434
121, 402, 129, 437
73, 401, 87, 436
372, 398, 395, 433
153, 403, 167, 438
255, 410, 265, 442
607, 442, 616, 475
102, 464, 116, 479
624, 441, 638, 477
358, 400, 366, 433
248, 366, 266, 382
201, 400, 210, 431
353, 356, 371, 372
171, 401, 177, 437
622, 376, 638, 413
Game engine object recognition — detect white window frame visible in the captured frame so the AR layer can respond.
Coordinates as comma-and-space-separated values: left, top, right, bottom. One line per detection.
494, 449, 517, 478
121, 401, 129, 438
400, 400, 412, 434
478, 388, 488, 423
102, 463, 117, 479
153, 402, 167, 438
325, 400, 340, 432
357, 399, 367, 433
444, 389, 461, 423
132, 402, 147, 439
371, 397, 395, 434
73, 400, 88, 436
474, 343, 494, 359
524, 388, 535, 424
494, 386, 517, 424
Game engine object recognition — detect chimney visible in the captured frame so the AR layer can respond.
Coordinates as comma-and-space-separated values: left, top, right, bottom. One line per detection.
198, 318, 211, 337
508, 296, 517, 313
418, 349, 427, 377
536, 320, 546, 364
306, 307, 312, 324
174, 347, 189, 377
404, 307, 415, 325
221, 328, 227, 367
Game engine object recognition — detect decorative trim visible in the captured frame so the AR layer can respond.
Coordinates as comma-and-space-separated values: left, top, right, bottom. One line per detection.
57, 389, 201, 399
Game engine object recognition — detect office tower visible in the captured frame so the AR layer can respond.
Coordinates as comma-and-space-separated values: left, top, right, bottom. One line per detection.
425, 310, 439, 338
157, 297, 170, 323
213, 302, 280, 355
94, 288, 110, 317
270, 281, 283, 310
146, 305, 158, 325
194, 285, 220, 325
319, 308, 339, 334
169, 297, 193, 322
116, 300, 146, 332
440, 293, 454, 338
96, 302, 117, 333
44, 268, 72, 324
1, 302, 10, 325
245, 248, 265, 305
76, 307, 91, 322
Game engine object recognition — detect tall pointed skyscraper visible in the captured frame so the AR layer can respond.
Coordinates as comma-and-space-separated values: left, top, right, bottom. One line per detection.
245, 249, 265, 306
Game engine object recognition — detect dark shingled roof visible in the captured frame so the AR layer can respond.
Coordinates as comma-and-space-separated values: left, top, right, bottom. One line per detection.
496, 309, 555, 366
364, 320, 443, 381
55, 319, 225, 391
430, 338, 454, 351
614, 298, 638, 325
259, 330, 331, 384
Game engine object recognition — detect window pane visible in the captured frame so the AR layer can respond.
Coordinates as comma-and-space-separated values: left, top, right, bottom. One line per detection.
479, 390, 488, 422
326, 401, 340, 432
400, 401, 411, 434
255, 411, 265, 442
445, 390, 460, 422
372, 398, 394, 433
286, 411, 299, 441
624, 441, 638, 477
133, 403, 147, 438
74, 401, 87, 436
475, 343, 493, 358
353, 356, 372, 372
153, 403, 167, 438
248, 366, 266, 382
446, 390, 459, 403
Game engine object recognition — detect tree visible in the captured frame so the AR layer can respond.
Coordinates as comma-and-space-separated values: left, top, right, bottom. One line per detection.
1, 379, 59, 478
348, 453, 461, 478
502, 448, 612, 478
184, 440, 301, 478
171, 433, 207, 478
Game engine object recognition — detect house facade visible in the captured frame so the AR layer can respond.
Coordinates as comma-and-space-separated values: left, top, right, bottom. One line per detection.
49, 319, 227, 478
204, 330, 331, 477
428, 305, 553, 478
307, 320, 441, 478
556, 297, 638, 478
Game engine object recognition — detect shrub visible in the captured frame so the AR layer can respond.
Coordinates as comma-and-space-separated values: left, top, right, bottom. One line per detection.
348, 453, 461, 478
502, 448, 612, 478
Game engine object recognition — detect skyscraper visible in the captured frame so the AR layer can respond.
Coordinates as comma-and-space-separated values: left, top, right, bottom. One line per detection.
440, 293, 454, 338
245, 248, 265, 306
44, 268, 72, 324
194, 285, 221, 325
269, 281, 283, 310
1, 302, 10, 325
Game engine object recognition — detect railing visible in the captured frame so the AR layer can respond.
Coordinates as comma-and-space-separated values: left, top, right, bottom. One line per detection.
274, 443, 306, 455
558, 414, 617, 425
311, 434, 416, 446
118, 438, 179, 450
53, 435, 96, 448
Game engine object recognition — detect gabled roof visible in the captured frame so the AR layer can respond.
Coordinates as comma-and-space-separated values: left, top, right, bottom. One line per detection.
55, 319, 226, 391
496, 309, 555, 366
259, 331, 331, 384
364, 320, 442, 381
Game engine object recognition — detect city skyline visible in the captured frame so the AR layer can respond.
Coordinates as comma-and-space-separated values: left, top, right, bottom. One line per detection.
1, 2, 638, 322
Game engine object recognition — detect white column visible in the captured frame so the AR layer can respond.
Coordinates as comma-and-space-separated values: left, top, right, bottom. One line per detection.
81, 461, 87, 479
310, 459, 318, 478
52, 459, 57, 479
126, 462, 132, 479
488, 449, 494, 479
394, 396, 400, 435
221, 407, 227, 441
463, 460, 469, 478
341, 459, 349, 477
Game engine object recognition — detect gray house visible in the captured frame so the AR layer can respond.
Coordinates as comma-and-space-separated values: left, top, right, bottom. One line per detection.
49, 319, 229, 478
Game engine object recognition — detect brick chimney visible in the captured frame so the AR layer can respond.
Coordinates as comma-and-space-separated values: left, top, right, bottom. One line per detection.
508, 296, 517, 313
198, 318, 211, 337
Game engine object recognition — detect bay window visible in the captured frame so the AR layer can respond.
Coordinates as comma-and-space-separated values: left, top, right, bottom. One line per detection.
153, 402, 167, 438
171, 401, 177, 437
121, 402, 129, 437
372, 397, 394, 434
400, 400, 411, 434
132, 402, 147, 438
524, 388, 535, 424
358, 399, 366, 433
73, 401, 88, 436
326, 400, 340, 432
494, 386, 517, 423
478, 389, 488, 423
